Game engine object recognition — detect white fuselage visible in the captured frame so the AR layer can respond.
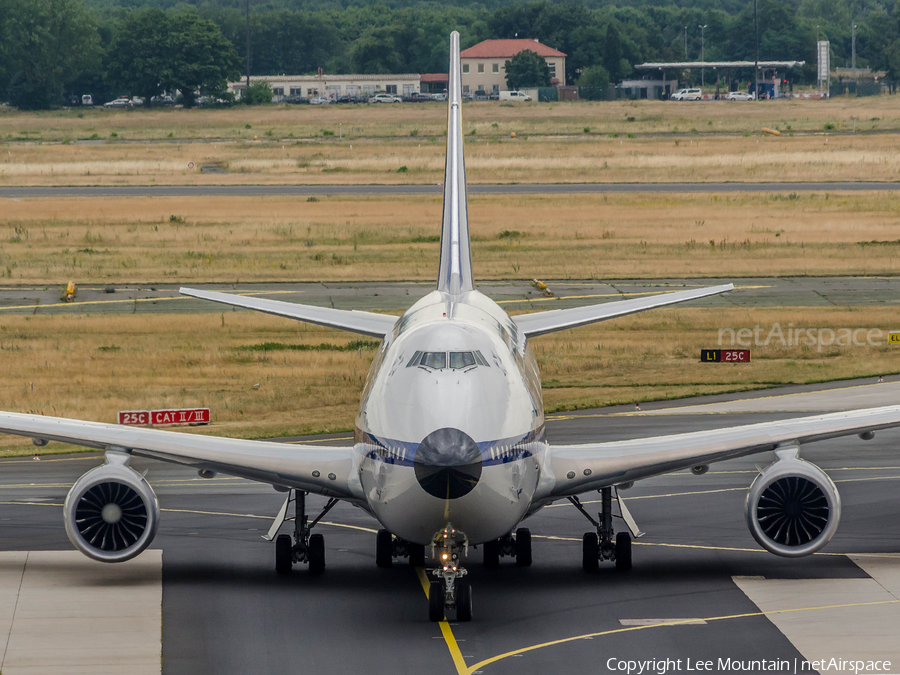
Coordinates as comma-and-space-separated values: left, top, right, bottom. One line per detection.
354, 289, 549, 545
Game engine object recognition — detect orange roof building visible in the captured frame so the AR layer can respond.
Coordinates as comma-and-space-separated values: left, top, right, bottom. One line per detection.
459, 39, 566, 93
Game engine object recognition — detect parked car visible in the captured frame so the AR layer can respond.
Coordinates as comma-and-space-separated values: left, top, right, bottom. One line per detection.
370, 93, 402, 103
150, 95, 175, 106
104, 97, 133, 108
433, 92, 448, 101
82, 94, 93, 106
405, 92, 433, 102
671, 88, 702, 101
499, 90, 532, 101
283, 95, 309, 105
309, 96, 331, 105
131, 97, 144, 106
724, 91, 754, 101
472, 91, 489, 101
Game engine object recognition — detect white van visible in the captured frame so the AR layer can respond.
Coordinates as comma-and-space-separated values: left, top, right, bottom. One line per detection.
81, 94, 93, 106
670, 88, 702, 101
499, 90, 532, 101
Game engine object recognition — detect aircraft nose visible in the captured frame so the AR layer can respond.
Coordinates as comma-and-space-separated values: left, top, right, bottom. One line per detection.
414, 428, 482, 499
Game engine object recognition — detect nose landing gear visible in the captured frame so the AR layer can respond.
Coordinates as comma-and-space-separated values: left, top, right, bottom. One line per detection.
429, 523, 472, 622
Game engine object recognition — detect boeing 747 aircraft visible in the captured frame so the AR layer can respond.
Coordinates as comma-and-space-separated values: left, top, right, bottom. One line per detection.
3, 33, 900, 622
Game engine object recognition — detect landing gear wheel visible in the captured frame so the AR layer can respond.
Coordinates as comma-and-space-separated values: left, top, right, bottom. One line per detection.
582, 532, 599, 571
275, 534, 293, 574
483, 539, 500, 567
376, 529, 393, 568
428, 580, 444, 622
515, 527, 532, 567
408, 543, 426, 567
456, 579, 473, 622
615, 532, 632, 571
308, 533, 326, 574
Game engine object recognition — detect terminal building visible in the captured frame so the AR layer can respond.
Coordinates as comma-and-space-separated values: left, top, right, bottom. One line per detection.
230, 73, 422, 100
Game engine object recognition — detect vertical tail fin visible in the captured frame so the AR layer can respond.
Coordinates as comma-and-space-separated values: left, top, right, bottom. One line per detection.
437, 31, 474, 296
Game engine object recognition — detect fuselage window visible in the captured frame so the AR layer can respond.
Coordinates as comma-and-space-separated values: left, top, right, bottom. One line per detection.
407, 351, 423, 367
449, 351, 476, 369
473, 350, 489, 366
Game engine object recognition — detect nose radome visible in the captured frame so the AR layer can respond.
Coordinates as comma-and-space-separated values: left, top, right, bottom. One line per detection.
414, 428, 482, 500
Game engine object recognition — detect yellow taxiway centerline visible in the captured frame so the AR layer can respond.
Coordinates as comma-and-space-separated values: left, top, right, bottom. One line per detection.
415, 567, 468, 675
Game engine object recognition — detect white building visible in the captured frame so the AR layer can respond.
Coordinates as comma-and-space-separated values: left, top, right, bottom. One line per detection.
230, 73, 422, 99
459, 39, 566, 95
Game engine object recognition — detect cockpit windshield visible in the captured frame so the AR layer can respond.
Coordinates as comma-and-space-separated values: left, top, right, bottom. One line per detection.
407, 350, 488, 371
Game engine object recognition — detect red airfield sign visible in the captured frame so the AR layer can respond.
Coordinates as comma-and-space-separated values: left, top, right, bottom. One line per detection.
119, 408, 210, 426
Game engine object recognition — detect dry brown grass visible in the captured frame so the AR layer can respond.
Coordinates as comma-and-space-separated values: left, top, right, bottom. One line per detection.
1, 191, 899, 284
2, 97, 899, 144
3, 133, 900, 185
2, 305, 898, 456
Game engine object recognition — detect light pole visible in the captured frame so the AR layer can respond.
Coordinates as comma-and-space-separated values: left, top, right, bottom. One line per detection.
816, 25, 820, 93
754, 0, 759, 100
684, 26, 688, 60
852, 24, 857, 80
699, 24, 707, 88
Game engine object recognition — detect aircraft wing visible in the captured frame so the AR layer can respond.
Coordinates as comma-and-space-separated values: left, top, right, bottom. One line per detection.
180, 287, 398, 338
543, 405, 900, 499
513, 284, 734, 338
0, 411, 362, 501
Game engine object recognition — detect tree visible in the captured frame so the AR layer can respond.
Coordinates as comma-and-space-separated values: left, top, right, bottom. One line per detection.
242, 81, 272, 105
106, 9, 172, 108
577, 64, 610, 89
168, 10, 241, 108
1, 0, 101, 109
603, 23, 625, 84
504, 50, 551, 90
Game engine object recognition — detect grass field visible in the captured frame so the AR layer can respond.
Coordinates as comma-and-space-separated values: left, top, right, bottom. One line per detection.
3, 97, 899, 143
2, 191, 900, 284
1, 306, 897, 456
3, 132, 900, 187
2, 97, 900, 187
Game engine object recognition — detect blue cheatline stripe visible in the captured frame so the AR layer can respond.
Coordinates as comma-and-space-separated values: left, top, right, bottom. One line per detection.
354, 426, 546, 468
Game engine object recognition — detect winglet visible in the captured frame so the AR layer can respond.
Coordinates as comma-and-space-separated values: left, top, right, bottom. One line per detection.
436, 31, 474, 296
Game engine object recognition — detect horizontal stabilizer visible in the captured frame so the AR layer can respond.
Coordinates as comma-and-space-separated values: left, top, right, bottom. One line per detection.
513, 284, 733, 337
180, 288, 397, 338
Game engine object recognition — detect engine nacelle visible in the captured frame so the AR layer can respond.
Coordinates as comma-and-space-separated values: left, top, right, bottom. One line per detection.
746, 453, 840, 558
64, 456, 159, 563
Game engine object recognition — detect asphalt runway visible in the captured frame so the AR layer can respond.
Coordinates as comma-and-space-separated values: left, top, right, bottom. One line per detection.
3, 276, 900, 316
2, 378, 900, 675
1, 182, 899, 198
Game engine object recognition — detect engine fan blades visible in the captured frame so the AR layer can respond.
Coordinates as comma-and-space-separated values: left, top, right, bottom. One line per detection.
75, 481, 148, 552
756, 476, 829, 547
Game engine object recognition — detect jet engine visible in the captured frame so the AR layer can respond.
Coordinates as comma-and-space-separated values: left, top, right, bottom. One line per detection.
745, 452, 840, 558
64, 455, 159, 563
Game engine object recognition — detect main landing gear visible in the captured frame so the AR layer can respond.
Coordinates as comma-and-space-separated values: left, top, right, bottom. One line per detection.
482, 527, 532, 567
375, 529, 426, 568
570, 487, 642, 572
428, 523, 472, 622
267, 489, 338, 575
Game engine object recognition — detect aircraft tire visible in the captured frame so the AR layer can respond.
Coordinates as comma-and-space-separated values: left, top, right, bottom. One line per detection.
376, 529, 393, 568
428, 581, 444, 622
456, 579, 473, 622
308, 533, 326, 574
483, 539, 500, 567
408, 542, 426, 567
615, 532, 632, 571
275, 534, 292, 574
582, 532, 599, 571
515, 527, 532, 567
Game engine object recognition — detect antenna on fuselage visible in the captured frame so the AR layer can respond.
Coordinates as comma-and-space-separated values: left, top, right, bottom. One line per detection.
436, 31, 474, 297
